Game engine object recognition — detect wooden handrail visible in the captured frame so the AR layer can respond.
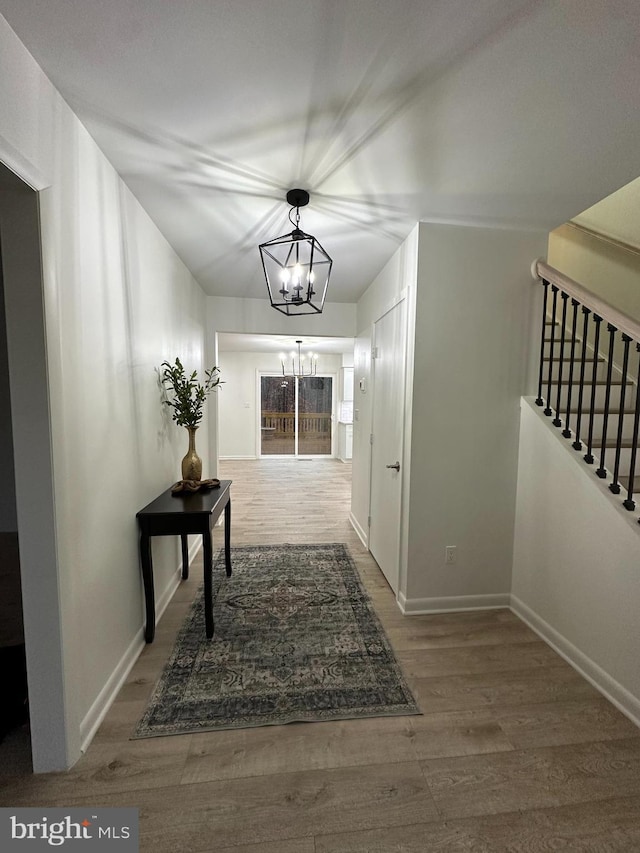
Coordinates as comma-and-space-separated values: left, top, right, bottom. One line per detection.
535, 259, 640, 343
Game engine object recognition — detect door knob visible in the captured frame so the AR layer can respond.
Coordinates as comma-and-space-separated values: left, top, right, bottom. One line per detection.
386, 461, 400, 471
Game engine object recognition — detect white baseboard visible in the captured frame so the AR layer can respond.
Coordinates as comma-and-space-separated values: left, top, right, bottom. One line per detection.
155, 568, 183, 622
398, 592, 510, 615
79, 628, 145, 753
349, 512, 368, 548
219, 455, 258, 460
510, 595, 640, 729
79, 538, 200, 756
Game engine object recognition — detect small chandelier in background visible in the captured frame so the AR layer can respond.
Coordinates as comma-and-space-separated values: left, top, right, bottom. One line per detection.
279, 340, 318, 378
259, 189, 332, 316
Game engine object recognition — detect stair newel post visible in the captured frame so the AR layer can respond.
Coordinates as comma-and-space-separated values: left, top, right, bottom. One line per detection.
610, 334, 632, 494
552, 292, 569, 427
584, 314, 602, 465
572, 306, 591, 451
596, 323, 618, 478
625, 344, 640, 512
562, 298, 579, 438
544, 285, 559, 417
535, 279, 550, 407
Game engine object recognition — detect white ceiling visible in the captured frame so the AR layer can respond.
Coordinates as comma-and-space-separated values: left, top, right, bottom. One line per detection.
1, 0, 640, 303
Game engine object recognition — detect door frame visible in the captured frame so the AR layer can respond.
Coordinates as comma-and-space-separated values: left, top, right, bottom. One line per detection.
256, 370, 338, 458
0, 149, 73, 771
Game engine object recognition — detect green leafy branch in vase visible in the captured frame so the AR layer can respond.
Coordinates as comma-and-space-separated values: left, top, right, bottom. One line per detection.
160, 357, 222, 429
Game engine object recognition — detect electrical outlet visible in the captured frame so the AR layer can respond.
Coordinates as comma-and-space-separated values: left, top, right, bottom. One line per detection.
445, 545, 457, 564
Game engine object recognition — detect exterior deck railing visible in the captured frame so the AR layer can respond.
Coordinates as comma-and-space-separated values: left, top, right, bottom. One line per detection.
261, 412, 332, 436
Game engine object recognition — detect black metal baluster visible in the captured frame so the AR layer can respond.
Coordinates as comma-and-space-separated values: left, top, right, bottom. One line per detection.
544, 285, 559, 417
584, 314, 602, 464
562, 298, 579, 438
535, 279, 550, 407
572, 306, 591, 451
553, 292, 569, 427
610, 334, 632, 494
596, 323, 618, 479
626, 344, 640, 512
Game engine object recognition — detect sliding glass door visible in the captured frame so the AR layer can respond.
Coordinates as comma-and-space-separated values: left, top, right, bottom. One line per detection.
260, 376, 296, 455
297, 376, 333, 455
260, 375, 333, 456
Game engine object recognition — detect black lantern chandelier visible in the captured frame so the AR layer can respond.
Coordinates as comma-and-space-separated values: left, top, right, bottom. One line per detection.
259, 189, 332, 316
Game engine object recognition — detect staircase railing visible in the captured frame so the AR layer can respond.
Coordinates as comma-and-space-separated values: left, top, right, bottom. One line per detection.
534, 260, 640, 516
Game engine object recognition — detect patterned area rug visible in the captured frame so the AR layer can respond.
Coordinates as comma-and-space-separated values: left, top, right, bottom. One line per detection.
133, 543, 420, 737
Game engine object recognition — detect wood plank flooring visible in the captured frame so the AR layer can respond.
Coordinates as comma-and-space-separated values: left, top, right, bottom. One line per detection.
1, 457, 640, 851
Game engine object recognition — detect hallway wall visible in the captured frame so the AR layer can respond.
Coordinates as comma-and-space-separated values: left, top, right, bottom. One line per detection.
352, 223, 546, 609
208, 296, 356, 338
404, 223, 546, 609
351, 225, 419, 557
1, 15, 209, 770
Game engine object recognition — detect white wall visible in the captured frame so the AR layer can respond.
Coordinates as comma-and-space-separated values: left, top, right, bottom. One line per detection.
351, 222, 546, 609
0, 15, 209, 770
351, 226, 419, 549
404, 223, 547, 609
513, 399, 640, 724
208, 295, 356, 338
218, 352, 262, 459
218, 350, 343, 458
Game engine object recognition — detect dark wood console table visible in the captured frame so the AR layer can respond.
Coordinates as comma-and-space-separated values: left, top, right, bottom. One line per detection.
136, 480, 232, 642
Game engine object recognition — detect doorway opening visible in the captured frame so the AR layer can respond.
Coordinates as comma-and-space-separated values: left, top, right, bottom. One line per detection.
215, 332, 354, 466
0, 158, 65, 773
0, 234, 29, 768
260, 374, 334, 457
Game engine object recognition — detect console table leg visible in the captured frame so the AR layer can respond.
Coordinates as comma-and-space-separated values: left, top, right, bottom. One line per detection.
180, 533, 189, 580
203, 530, 214, 639
140, 531, 155, 643
224, 498, 232, 577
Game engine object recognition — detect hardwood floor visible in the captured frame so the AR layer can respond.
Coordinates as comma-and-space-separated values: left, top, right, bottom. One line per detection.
1, 457, 640, 851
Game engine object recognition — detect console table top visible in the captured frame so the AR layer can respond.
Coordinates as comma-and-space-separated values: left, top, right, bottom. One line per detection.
137, 480, 232, 518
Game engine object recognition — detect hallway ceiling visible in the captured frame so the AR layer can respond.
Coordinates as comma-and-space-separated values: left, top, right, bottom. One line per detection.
1, 0, 640, 303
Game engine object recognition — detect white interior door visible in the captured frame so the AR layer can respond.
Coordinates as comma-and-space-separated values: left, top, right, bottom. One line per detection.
369, 297, 406, 594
